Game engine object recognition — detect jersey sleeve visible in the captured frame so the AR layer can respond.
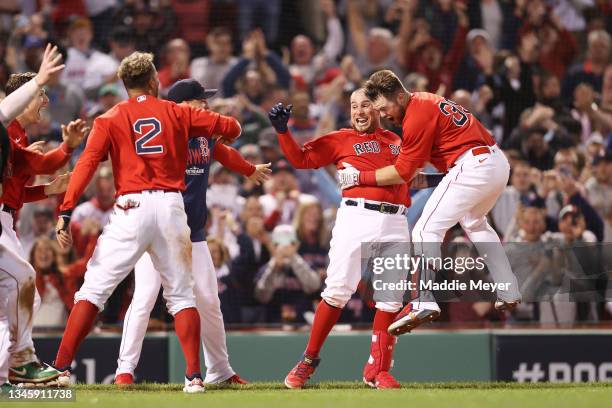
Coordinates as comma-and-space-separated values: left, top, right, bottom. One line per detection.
185, 106, 242, 142
278, 129, 338, 169
212, 143, 256, 176
60, 118, 111, 211
12, 143, 71, 176
394, 104, 438, 182
24, 185, 47, 202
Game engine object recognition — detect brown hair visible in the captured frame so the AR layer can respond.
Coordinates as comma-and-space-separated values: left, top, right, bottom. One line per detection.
206, 237, 230, 265
364, 69, 407, 101
117, 52, 156, 90
5, 72, 36, 95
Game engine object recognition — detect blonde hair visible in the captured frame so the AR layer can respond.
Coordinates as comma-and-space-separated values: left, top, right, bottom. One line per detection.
293, 200, 328, 247
117, 52, 156, 89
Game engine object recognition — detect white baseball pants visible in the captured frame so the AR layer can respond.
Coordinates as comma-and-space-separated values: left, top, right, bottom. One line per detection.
412, 146, 521, 302
75, 191, 196, 314
116, 241, 235, 383
0, 210, 41, 367
322, 200, 411, 312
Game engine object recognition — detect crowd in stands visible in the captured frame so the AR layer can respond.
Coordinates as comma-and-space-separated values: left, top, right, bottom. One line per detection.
0, 0, 610, 329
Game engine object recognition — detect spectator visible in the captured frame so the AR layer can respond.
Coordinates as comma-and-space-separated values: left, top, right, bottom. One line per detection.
113, 2, 176, 58
230, 213, 272, 323
31, 237, 71, 327
70, 166, 115, 256
60, 17, 111, 93
158, 38, 191, 93
190, 27, 238, 95
254, 225, 321, 324
83, 26, 135, 100
259, 159, 315, 229
221, 30, 291, 104
562, 29, 611, 100
20, 206, 55, 256
492, 161, 540, 237
208, 237, 241, 324
236, 0, 281, 45
293, 198, 329, 273
289, 0, 344, 88
585, 150, 612, 241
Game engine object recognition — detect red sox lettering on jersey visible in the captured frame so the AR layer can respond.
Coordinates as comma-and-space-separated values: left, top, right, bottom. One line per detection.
279, 127, 409, 206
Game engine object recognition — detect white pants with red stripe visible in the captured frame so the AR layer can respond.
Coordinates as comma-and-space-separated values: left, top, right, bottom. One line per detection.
75, 191, 196, 314
322, 200, 411, 312
116, 241, 235, 383
0, 210, 41, 368
412, 146, 521, 303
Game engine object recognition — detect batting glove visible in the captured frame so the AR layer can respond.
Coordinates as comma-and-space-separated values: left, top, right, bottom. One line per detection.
338, 162, 360, 190
268, 103, 293, 133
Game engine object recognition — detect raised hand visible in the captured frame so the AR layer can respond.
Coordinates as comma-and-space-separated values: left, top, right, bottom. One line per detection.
25, 140, 46, 154
35, 44, 65, 87
62, 119, 89, 149
56, 214, 73, 249
268, 103, 293, 133
248, 163, 272, 185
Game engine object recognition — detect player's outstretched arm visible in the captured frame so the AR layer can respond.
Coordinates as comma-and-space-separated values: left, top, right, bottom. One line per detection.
269, 103, 336, 169
186, 105, 242, 143
0, 44, 64, 125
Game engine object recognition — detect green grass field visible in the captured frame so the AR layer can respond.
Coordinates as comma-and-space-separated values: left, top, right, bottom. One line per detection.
5, 382, 612, 408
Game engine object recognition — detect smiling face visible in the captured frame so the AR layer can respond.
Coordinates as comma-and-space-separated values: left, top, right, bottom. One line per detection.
350, 89, 380, 133
371, 92, 408, 127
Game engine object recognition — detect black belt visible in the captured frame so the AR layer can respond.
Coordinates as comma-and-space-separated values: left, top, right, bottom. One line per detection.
344, 200, 405, 215
2, 205, 16, 216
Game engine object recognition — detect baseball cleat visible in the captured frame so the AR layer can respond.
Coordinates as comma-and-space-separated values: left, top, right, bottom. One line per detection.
387, 302, 440, 336
495, 299, 520, 312
363, 371, 401, 389
8, 361, 61, 385
222, 374, 249, 385
183, 374, 205, 393
49, 364, 72, 387
114, 373, 134, 386
284, 354, 320, 389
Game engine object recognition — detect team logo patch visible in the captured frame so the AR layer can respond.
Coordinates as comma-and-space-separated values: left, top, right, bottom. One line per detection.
187, 137, 211, 166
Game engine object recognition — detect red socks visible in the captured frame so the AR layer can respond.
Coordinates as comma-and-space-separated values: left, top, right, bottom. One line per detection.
304, 301, 342, 358
55, 300, 99, 368
174, 307, 201, 377
373, 309, 398, 332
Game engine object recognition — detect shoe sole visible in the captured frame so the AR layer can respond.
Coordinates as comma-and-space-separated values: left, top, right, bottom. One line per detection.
8, 372, 61, 385
363, 377, 376, 388
183, 386, 205, 393
387, 309, 440, 336
284, 377, 304, 389
495, 301, 520, 312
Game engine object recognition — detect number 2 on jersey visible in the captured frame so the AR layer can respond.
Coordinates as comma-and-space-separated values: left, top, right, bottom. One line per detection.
438, 99, 470, 127
134, 118, 163, 155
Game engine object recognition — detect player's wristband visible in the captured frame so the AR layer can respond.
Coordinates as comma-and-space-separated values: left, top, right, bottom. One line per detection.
58, 209, 73, 231
358, 170, 377, 186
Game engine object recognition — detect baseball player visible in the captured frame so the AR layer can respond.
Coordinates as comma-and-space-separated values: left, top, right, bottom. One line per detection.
268, 89, 440, 389
51, 52, 241, 393
338, 70, 522, 335
114, 79, 269, 385
0, 45, 83, 388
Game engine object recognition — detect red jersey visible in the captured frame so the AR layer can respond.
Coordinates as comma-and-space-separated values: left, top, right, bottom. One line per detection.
394, 92, 495, 181
2, 120, 72, 210
61, 94, 241, 211
279, 127, 409, 206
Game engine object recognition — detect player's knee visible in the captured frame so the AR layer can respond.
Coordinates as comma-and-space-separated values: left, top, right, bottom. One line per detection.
321, 288, 352, 309
74, 292, 105, 312
375, 302, 402, 313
